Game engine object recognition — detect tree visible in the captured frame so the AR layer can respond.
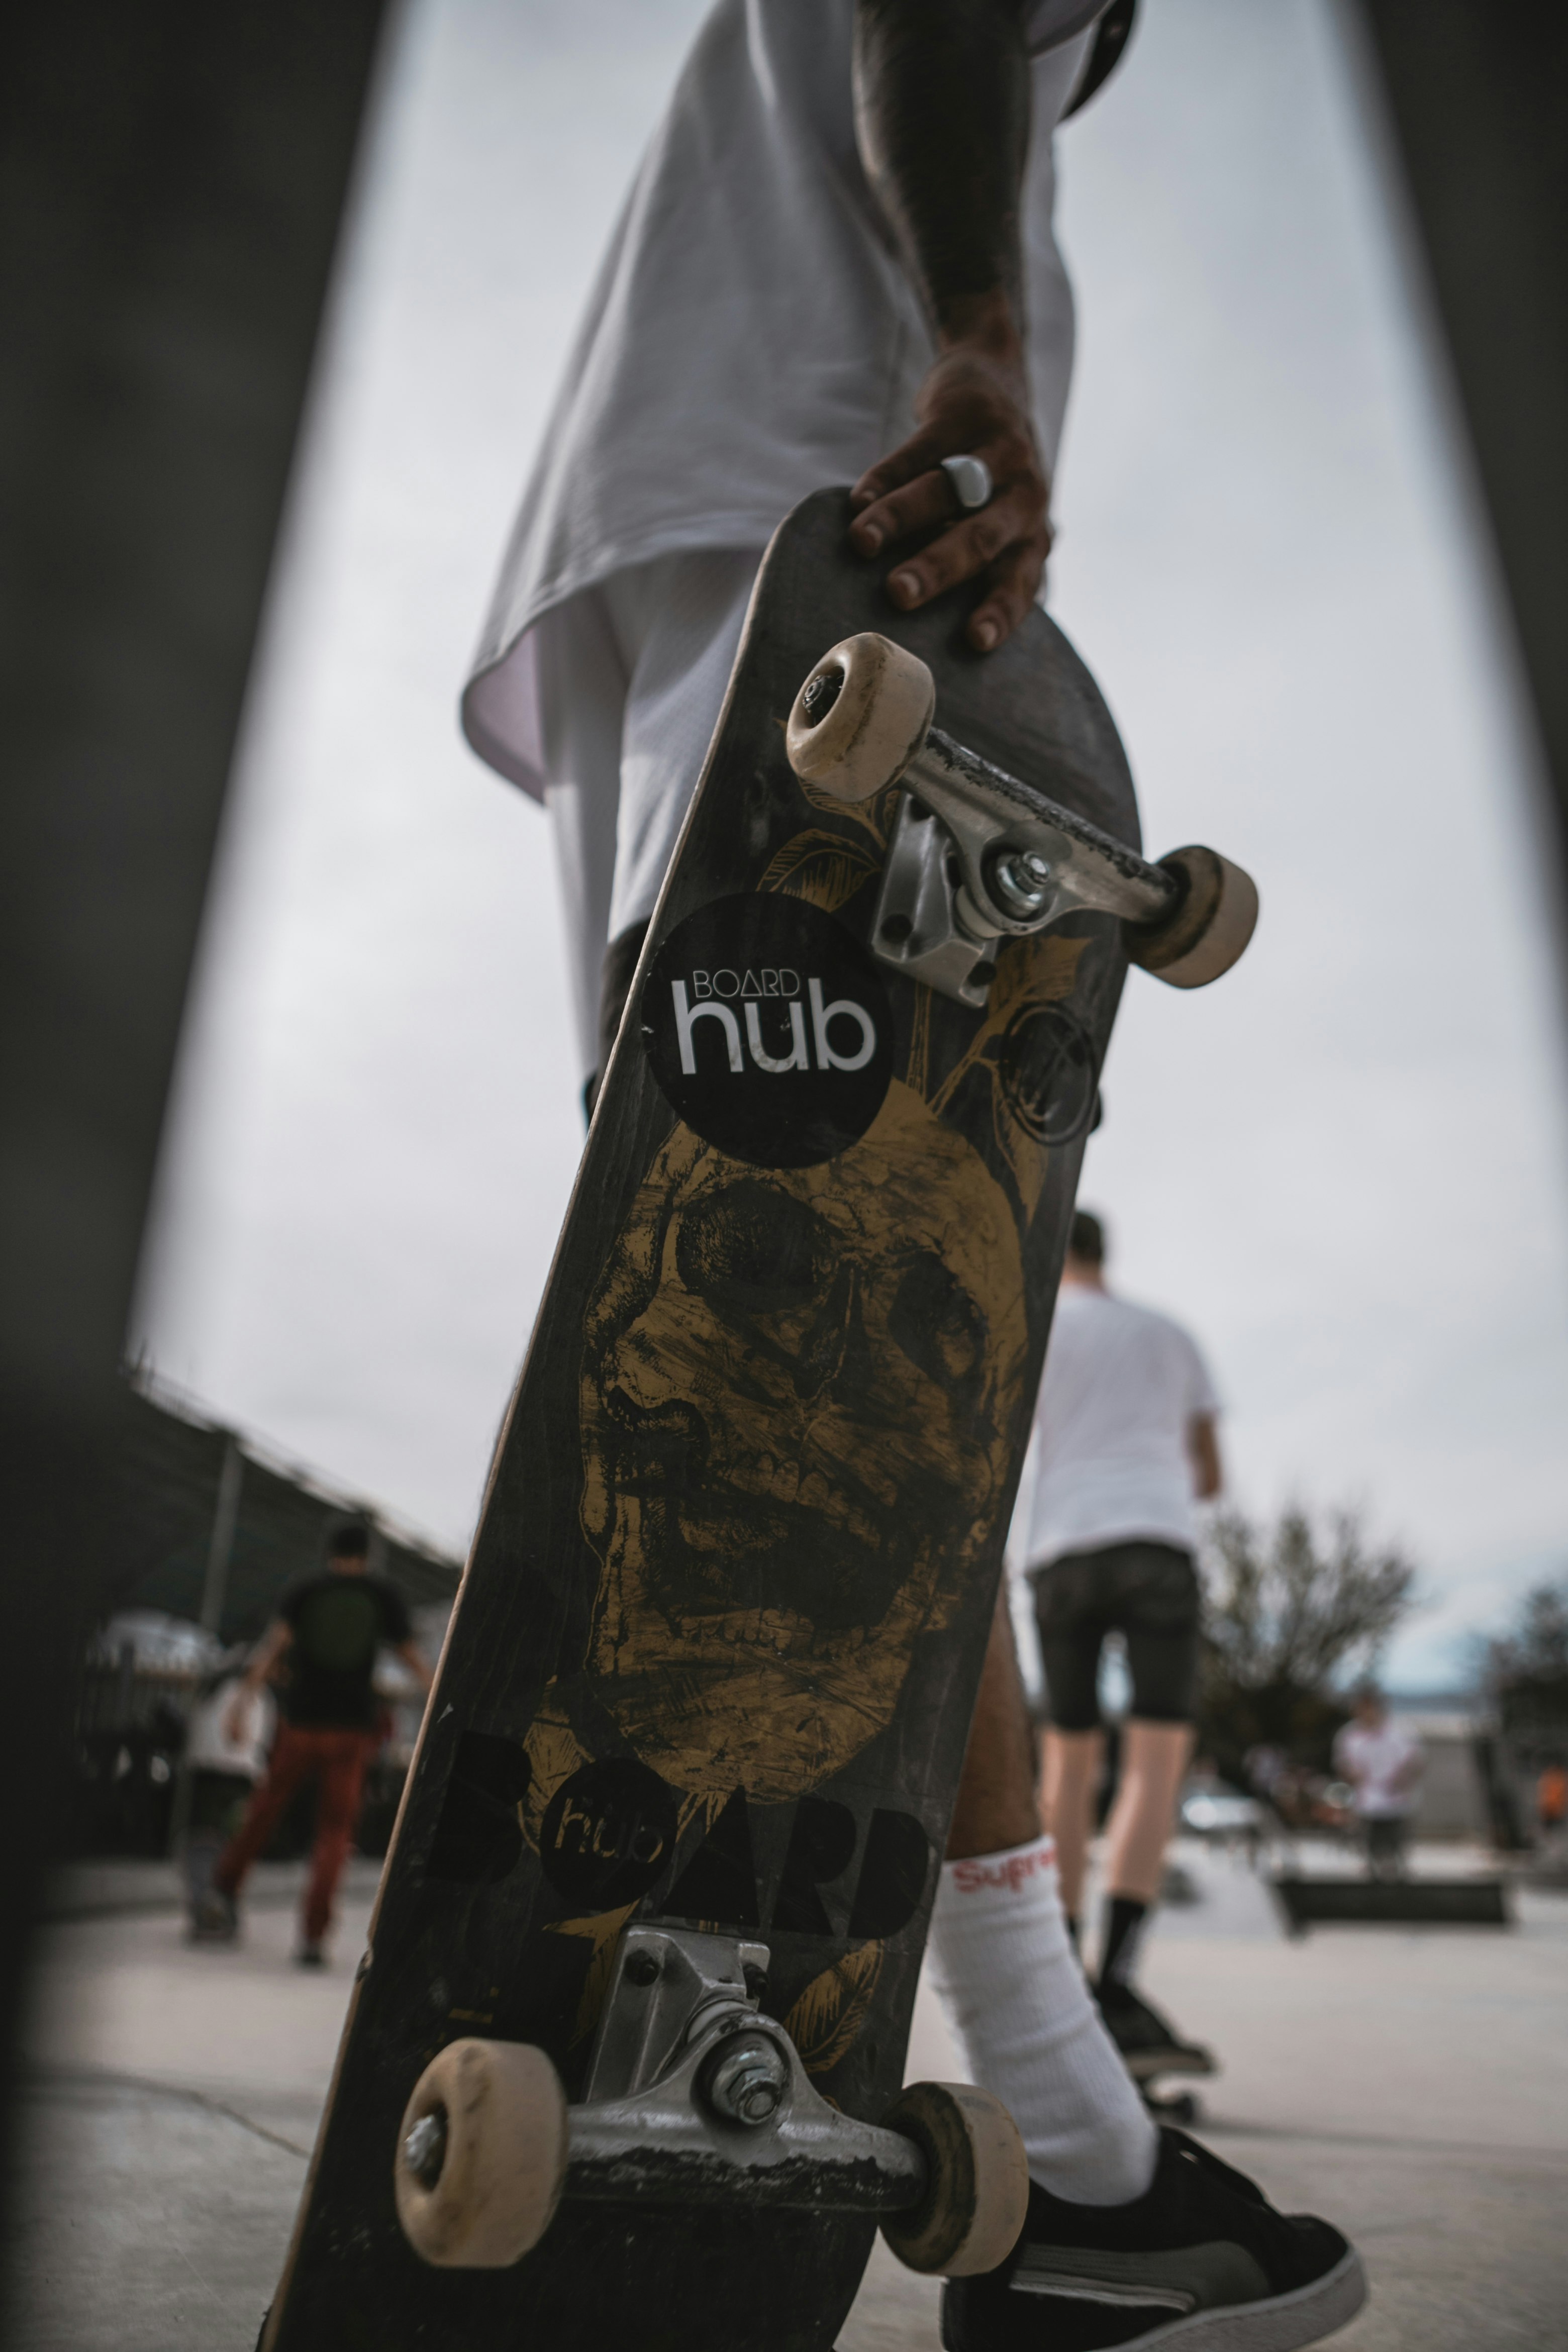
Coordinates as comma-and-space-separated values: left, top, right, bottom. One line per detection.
1482, 1577, 1568, 1741
1197, 1505, 1417, 1784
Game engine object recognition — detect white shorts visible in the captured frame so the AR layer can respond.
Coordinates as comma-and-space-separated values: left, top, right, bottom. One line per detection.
526, 546, 763, 1081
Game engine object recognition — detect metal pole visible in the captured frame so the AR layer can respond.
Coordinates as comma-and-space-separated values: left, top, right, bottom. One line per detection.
199, 1434, 243, 1641
0, 12, 390, 2292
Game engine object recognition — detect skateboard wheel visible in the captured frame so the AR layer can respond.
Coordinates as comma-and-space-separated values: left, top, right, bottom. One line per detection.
785, 634, 935, 803
1124, 845, 1259, 987
394, 2037, 567, 2269
877, 2081, 1030, 2278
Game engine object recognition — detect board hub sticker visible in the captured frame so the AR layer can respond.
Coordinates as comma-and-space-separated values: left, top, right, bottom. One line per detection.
643, 895, 894, 1168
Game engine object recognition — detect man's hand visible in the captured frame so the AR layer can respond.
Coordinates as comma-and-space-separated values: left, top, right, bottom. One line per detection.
1187, 1410, 1223, 1504
849, 299, 1051, 653
225, 1619, 290, 1744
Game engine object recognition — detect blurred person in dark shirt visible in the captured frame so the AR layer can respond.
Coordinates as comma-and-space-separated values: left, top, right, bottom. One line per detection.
198, 1521, 432, 1964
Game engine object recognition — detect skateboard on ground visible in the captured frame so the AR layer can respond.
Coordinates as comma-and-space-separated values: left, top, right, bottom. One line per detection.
259, 488, 1255, 2351
1128, 2011, 1217, 2127
1143, 2087, 1204, 2126
1139, 2063, 1215, 2129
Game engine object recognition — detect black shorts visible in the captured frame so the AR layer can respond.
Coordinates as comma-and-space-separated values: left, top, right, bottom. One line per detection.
1031, 1539, 1201, 1732
1361, 1815, 1409, 1862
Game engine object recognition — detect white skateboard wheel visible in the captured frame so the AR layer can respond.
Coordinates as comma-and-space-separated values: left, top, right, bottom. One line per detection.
394, 2037, 567, 2269
785, 633, 935, 804
1126, 845, 1259, 988
878, 2081, 1030, 2278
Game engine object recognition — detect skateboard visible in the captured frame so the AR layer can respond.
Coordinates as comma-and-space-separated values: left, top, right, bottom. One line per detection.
1144, 2087, 1205, 2126
259, 488, 1255, 2351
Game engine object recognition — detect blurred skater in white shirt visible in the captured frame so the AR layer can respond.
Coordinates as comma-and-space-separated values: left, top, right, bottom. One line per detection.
1333, 1686, 1424, 1879
1014, 1208, 1222, 2086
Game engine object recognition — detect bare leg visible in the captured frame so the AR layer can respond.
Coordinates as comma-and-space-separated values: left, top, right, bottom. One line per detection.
1102, 1718, 1194, 1904
1039, 1725, 1104, 1919
945, 1590, 1040, 1859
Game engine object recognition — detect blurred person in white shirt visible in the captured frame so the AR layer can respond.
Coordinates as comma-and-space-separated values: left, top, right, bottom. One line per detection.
182, 1657, 275, 1936
1332, 1686, 1424, 1879
1013, 1207, 1221, 2085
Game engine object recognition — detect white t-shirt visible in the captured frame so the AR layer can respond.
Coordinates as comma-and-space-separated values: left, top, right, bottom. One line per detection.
462, 0, 1106, 799
184, 1677, 274, 1782
1011, 1286, 1221, 1572
1333, 1718, 1423, 1819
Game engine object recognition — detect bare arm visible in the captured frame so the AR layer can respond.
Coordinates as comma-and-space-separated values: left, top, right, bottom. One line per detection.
1188, 1411, 1222, 1502
224, 1619, 291, 1741
854, 0, 1032, 329
395, 1637, 435, 1695
849, 0, 1052, 652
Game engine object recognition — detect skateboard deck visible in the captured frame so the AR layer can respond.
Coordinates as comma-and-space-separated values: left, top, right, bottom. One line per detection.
262, 489, 1159, 2350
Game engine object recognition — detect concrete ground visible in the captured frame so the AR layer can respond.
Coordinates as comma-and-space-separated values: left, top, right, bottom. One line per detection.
6, 1841, 1566, 2349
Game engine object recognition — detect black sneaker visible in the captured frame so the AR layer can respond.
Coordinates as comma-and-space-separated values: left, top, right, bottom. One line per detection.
941, 2128, 1364, 2352
296, 1942, 326, 1969
1099, 1987, 1215, 2084
192, 1889, 238, 1942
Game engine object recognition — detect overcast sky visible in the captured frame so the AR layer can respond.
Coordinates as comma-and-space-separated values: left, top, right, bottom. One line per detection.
135, 0, 1568, 1690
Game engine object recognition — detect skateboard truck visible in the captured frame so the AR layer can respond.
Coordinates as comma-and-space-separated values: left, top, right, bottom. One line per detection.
785, 634, 1259, 1010
395, 1925, 1027, 2279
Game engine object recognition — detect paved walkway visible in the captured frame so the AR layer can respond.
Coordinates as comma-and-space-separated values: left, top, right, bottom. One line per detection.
7, 1843, 1565, 2348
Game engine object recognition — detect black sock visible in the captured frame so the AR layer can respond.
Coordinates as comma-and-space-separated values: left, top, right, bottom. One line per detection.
1098, 1893, 1148, 1996
1065, 1914, 1080, 1951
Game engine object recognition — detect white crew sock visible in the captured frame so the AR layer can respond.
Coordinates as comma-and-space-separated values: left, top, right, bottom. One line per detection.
925, 1834, 1158, 2207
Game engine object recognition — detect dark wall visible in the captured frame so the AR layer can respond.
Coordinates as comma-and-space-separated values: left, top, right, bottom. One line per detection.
1349, 4, 1568, 967
0, 0, 387, 2328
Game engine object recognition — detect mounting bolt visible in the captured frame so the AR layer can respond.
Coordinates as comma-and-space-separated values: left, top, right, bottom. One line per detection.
986, 845, 1052, 919
403, 2106, 448, 2190
743, 1963, 769, 2002
627, 1950, 660, 1987
703, 2033, 789, 2128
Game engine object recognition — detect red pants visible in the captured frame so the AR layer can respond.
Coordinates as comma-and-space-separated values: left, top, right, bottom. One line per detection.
216, 1721, 375, 1944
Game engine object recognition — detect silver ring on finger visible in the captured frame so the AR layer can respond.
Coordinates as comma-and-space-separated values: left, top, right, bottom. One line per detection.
941, 453, 994, 512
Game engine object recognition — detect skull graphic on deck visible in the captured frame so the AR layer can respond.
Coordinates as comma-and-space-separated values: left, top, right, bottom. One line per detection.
578, 1079, 1029, 1801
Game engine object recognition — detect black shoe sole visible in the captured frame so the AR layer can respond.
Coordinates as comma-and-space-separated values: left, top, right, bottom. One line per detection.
1030, 2246, 1367, 2352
